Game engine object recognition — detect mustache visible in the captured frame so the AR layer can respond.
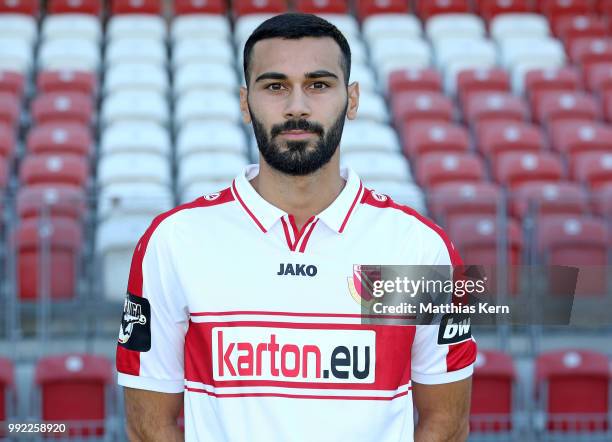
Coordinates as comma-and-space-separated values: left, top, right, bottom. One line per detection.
270, 120, 325, 138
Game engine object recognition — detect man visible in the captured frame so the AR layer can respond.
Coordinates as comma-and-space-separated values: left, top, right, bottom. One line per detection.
117, 13, 476, 441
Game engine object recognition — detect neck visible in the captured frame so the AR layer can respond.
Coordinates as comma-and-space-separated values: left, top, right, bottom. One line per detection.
250, 152, 345, 229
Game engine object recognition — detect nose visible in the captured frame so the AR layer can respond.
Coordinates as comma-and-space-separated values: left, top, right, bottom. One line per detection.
283, 87, 311, 120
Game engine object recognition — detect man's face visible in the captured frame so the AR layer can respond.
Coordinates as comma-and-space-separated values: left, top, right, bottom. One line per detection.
240, 37, 358, 176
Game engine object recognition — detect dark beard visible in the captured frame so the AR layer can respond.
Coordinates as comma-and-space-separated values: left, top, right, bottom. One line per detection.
249, 101, 348, 176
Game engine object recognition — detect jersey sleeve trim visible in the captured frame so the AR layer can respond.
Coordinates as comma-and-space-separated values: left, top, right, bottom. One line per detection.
411, 363, 473, 385
118, 373, 185, 394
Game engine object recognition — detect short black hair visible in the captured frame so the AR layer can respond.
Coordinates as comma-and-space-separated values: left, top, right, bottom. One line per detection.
243, 13, 351, 88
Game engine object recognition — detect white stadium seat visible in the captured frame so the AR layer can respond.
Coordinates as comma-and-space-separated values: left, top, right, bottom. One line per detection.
105, 38, 166, 67
171, 14, 231, 42
98, 183, 174, 222
42, 14, 102, 43
101, 91, 169, 127
173, 63, 238, 97
104, 63, 169, 95
511, 62, 567, 95
341, 151, 412, 182
426, 14, 485, 43
353, 91, 389, 123
370, 38, 432, 81
346, 38, 367, 65
181, 181, 231, 204
38, 38, 100, 72
177, 121, 247, 159
500, 38, 566, 70
172, 38, 234, 69
235, 14, 275, 47
178, 152, 249, 192
349, 63, 377, 93
434, 38, 497, 70
107, 14, 167, 41
318, 14, 360, 40
363, 14, 422, 43
96, 215, 156, 301
365, 180, 427, 214
341, 120, 400, 153
490, 13, 550, 42
0, 14, 37, 46
174, 91, 241, 129
97, 153, 171, 188
101, 121, 171, 158
0, 38, 33, 73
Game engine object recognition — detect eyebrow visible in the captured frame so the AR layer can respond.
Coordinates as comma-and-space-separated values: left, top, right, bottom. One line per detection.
254, 70, 339, 83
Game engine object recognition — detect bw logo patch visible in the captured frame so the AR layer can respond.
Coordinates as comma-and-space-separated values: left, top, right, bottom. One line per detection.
118, 293, 151, 351
437, 313, 471, 345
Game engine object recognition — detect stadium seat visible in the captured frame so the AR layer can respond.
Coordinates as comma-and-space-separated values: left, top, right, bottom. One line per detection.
17, 185, 87, 220
511, 182, 590, 219
523, 67, 581, 100
391, 91, 454, 127
417, 0, 470, 20
353, 91, 389, 123
355, 0, 409, 21
401, 121, 470, 158
233, 0, 287, 17
347, 63, 376, 93
490, 13, 550, 42
415, 153, 486, 189
42, 13, 102, 42
95, 215, 153, 301
318, 15, 361, 40
172, 38, 233, 69
456, 68, 510, 103
601, 89, 612, 122
174, 91, 241, 128
38, 38, 100, 72
428, 182, 502, 226
533, 91, 599, 125
477, 0, 531, 21
554, 15, 607, 47
174, 62, 237, 97
0, 157, 8, 190
470, 350, 515, 432
540, 0, 593, 28
111, 0, 162, 15
362, 14, 421, 44
177, 121, 248, 159
536, 349, 610, 431
104, 63, 169, 96
31, 92, 93, 126
174, 0, 227, 15
97, 153, 171, 188
434, 38, 497, 75
426, 14, 485, 43
0, 38, 33, 74
463, 92, 528, 127
341, 151, 411, 182
101, 121, 171, 158
572, 152, 612, 189
0, 123, 15, 159
15, 217, 82, 300
549, 120, 612, 160
0, 358, 14, 425
171, 15, 231, 42
48, 0, 101, 15
0, 92, 19, 128
0, 0, 38, 15
0, 70, 25, 97
387, 68, 442, 97
0, 14, 37, 45
27, 122, 93, 157
234, 14, 275, 47
295, 0, 347, 14
105, 38, 165, 66
569, 37, 612, 67
20, 154, 89, 188
364, 181, 426, 214
179, 152, 248, 194
181, 181, 230, 204
500, 38, 566, 71
98, 182, 173, 221
593, 182, 612, 216
369, 38, 432, 78
477, 120, 546, 161
35, 354, 113, 436
101, 91, 169, 128
494, 152, 564, 189
37, 70, 97, 96
584, 62, 612, 93
341, 120, 400, 153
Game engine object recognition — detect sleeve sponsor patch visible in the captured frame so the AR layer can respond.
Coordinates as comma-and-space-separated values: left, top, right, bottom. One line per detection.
118, 293, 151, 352
437, 313, 471, 345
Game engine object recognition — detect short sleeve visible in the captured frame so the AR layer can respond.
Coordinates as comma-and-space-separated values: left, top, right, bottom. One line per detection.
116, 219, 188, 393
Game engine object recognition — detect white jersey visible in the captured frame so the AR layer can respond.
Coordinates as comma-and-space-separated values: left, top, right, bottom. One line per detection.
117, 165, 477, 442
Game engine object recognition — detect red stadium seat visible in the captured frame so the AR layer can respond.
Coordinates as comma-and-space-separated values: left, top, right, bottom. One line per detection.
537, 215, 609, 295
597, 0, 612, 16
593, 182, 612, 216
470, 350, 515, 433
48, 0, 101, 14
477, 120, 546, 161
296, 0, 348, 14
416, 153, 486, 189
584, 62, 612, 93
573, 152, 612, 189
464, 92, 528, 128
429, 182, 502, 226
0, 358, 13, 428
533, 91, 599, 125
416, 0, 470, 20
511, 182, 590, 219
570, 37, 612, 67
37, 70, 97, 96
549, 119, 612, 160
524, 67, 581, 103
540, 0, 593, 29
233, 0, 287, 16
0, 70, 25, 98
401, 121, 470, 158
31, 92, 93, 126
17, 185, 87, 220
0, 157, 7, 190
536, 349, 610, 431
391, 91, 454, 128
174, 0, 227, 14
387, 69, 442, 97
457, 68, 510, 105
15, 217, 83, 300
111, 0, 162, 14
494, 152, 564, 189
476, 0, 531, 21
601, 89, 612, 122
554, 15, 607, 47
0, 92, 20, 129
20, 154, 89, 188
0, 123, 16, 159
356, 0, 409, 21
0, 0, 38, 14
35, 354, 113, 436
27, 122, 93, 157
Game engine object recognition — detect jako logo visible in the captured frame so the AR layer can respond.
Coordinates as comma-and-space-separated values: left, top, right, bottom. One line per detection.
277, 263, 317, 276
212, 327, 375, 383
437, 314, 472, 345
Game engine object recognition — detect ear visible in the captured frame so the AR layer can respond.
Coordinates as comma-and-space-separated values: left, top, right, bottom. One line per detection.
239, 86, 252, 124
346, 81, 360, 120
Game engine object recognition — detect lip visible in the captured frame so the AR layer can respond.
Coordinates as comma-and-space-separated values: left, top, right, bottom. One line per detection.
279, 131, 316, 139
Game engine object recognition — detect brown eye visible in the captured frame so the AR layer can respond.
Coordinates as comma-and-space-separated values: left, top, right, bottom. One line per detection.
310, 82, 329, 89
266, 83, 284, 91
